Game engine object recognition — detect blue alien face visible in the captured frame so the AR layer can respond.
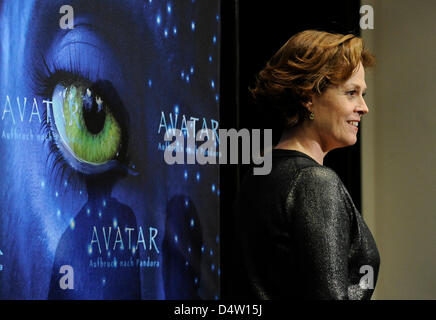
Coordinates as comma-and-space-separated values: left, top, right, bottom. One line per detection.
0, 0, 221, 300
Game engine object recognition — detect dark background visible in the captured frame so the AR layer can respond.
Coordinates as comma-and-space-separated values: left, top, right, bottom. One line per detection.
220, 0, 362, 298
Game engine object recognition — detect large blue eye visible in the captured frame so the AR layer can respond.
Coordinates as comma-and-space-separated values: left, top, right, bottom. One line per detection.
49, 83, 122, 175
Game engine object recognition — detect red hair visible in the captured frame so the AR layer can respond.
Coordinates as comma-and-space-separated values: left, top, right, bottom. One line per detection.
251, 30, 375, 128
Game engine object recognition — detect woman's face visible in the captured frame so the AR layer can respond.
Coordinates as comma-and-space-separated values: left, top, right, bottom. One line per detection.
310, 62, 369, 151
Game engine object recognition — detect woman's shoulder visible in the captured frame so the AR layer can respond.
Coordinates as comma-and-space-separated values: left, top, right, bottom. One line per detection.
271, 150, 340, 181
288, 165, 345, 199
271, 149, 321, 174
296, 165, 341, 183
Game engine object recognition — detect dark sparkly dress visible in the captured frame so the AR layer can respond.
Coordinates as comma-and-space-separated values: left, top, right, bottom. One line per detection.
229, 149, 380, 299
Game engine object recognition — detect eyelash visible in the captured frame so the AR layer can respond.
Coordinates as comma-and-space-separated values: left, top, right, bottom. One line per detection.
32, 54, 92, 99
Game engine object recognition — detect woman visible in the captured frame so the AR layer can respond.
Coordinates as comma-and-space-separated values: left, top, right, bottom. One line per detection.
230, 30, 380, 299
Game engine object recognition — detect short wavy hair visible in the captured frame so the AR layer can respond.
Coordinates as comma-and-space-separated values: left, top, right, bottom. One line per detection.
250, 30, 375, 129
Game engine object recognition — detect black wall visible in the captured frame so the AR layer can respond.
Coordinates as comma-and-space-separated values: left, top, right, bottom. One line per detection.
220, 0, 363, 298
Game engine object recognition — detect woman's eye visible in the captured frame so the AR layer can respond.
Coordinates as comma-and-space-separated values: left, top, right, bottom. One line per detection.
347, 90, 357, 96
50, 83, 123, 173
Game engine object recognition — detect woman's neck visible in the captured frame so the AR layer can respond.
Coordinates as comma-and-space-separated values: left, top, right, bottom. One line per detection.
274, 124, 328, 165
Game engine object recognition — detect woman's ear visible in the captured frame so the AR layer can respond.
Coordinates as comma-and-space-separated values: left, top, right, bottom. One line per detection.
302, 96, 314, 113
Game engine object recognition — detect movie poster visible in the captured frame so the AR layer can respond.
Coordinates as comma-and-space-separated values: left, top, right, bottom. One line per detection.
0, 0, 220, 299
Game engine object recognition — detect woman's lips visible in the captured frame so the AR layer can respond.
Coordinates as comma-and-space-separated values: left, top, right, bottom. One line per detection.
347, 121, 359, 131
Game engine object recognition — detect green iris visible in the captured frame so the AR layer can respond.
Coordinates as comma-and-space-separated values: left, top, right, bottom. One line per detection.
62, 85, 121, 164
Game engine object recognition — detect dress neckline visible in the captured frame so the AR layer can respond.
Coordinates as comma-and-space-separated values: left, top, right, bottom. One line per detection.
272, 148, 320, 165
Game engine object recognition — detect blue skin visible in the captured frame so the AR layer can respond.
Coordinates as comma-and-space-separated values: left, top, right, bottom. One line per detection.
0, 0, 220, 299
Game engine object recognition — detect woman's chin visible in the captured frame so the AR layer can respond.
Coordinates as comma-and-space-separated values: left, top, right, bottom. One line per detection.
346, 135, 358, 147
333, 136, 357, 150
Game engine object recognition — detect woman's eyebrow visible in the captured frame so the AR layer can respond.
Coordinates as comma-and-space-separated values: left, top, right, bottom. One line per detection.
346, 83, 367, 91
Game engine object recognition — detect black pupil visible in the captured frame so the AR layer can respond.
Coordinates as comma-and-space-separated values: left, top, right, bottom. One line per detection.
82, 91, 106, 134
